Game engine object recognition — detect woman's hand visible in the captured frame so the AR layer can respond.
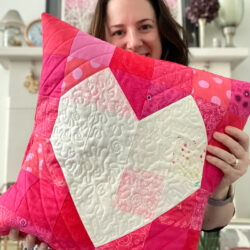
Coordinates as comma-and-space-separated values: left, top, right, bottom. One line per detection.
9, 228, 49, 250
202, 126, 249, 230
206, 126, 249, 193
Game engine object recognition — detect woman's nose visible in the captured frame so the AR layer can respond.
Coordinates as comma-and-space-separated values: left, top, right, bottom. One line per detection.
125, 30, 143, 51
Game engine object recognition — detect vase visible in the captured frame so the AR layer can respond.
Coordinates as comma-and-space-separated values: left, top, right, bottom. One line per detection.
215, 0, 244, 47
198, 18, 206, 48
198, 231, 220, 250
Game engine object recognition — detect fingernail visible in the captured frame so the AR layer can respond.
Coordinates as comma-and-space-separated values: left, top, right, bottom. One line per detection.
206, 155, 212, 160
213, 132, 220, 138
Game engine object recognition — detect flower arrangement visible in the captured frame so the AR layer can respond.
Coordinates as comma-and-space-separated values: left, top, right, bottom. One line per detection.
185, 0, 220, 25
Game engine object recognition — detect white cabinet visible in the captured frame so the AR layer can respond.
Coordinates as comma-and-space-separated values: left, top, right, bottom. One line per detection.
189, 47, 249, 77
0, 47, 42, 188
0, 47, 249, 223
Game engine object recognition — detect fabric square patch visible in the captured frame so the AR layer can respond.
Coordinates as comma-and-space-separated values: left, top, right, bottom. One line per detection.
115, 168, 165, 220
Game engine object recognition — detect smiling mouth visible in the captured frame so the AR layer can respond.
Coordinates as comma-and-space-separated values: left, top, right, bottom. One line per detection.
138, 53, 150, 57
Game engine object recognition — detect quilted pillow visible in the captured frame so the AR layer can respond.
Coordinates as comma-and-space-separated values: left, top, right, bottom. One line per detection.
0, 13, 249, 250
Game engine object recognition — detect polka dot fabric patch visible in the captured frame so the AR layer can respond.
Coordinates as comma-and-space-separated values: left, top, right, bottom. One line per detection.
0, 13, 249, 250
192, 69, 231, 109
62, 57, 106, 94
229, 79, 250, 119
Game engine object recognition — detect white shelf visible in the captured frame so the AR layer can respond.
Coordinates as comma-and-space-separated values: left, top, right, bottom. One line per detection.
0, 47, 42, 69
0, 46, 42, 58
189, 47, 249, 70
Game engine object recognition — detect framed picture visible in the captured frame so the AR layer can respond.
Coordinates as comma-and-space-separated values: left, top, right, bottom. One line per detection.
45, 0, 62, 19
61, 0, 98, 32
164, 0, 183, 26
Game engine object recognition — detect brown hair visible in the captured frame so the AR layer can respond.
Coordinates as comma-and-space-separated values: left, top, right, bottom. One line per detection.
89, 0, 189, 65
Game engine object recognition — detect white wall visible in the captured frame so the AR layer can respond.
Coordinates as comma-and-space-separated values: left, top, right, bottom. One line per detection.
0, 0, 46, 26
0, 56, 9, 188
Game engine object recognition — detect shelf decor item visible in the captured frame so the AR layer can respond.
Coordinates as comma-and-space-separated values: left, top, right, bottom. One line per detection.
24, 19, 42, 47
0, 10, 25, 47
198, 231, 220, 250
23, 69, 40, 94
185, 0, 220, 48
215, 0, 244, 47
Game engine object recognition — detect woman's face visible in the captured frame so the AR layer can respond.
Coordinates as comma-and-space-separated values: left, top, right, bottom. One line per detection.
105, 0, 162, 59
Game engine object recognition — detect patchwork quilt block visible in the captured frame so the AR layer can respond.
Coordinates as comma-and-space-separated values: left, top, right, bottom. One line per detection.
0, 13, 249, 250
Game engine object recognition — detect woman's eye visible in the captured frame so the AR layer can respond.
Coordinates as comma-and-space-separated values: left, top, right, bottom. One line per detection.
112, 30, 124, 36
140, 24, 152, 31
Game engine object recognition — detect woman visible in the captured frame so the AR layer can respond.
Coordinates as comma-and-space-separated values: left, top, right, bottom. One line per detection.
9, 0, 250, 249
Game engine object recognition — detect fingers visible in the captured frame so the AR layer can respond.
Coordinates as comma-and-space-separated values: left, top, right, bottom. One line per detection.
207, 145, 236, 166
206, 154, 245, 185
24, 234, 36, 250
213, 131, 245, 159
8, 229, 50, 250
9, 228, 20, 241
206, 130, 249, 185
206, 154, 237, 175
38, 242, 49, 250
225, 126, 249, 151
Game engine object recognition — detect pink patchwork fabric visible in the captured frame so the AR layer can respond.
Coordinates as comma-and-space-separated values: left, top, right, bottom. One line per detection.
115, 168, 165, 220
0, 13, 250, 250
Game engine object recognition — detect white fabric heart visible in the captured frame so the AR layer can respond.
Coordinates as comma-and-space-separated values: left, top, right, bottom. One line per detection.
51, 68, 207, 247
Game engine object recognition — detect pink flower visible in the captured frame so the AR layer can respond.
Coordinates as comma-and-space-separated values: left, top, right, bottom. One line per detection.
185, 0, 220, 25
